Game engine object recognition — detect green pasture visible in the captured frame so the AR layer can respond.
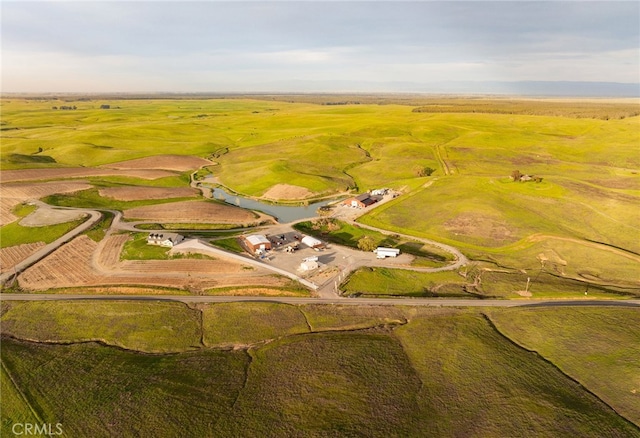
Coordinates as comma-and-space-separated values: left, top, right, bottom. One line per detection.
0, 337, 250, 438
342, 267, 475, 298
0, 202, 86, 248
0, 301, 201, 352
2, 302, 639, 435
1, 364, 41, 437
202, 302, 309, 347
394, 311, 638, 436
0, 218, 86, 249
488, 307, 640, 426
2, 97, 639, 294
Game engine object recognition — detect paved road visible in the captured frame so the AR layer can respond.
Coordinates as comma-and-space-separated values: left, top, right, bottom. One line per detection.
2, 293, 639, 308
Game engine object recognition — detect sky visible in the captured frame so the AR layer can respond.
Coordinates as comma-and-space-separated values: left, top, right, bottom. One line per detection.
2, 1, 639, 93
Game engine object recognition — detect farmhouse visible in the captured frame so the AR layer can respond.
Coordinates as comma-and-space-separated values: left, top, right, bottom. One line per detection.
374, 247, 400, 259
243, 234, 272, 253
301, 235, 324, 249
343, 193, 379, 209
147, 233, 184, 248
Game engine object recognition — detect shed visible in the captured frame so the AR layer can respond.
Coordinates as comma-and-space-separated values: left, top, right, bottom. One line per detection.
374, 247, 400, 258
300, 260, 319, 271
243, 234, 272, 253
301, 235, 324, 249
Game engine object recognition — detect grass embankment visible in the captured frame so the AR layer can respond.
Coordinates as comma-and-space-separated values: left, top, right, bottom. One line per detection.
135, 223, 241, 231
1, 302, 638, 436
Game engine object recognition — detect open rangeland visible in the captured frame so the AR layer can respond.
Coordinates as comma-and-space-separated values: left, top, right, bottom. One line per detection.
1, 302, 638, 436
1, 97, 639, 296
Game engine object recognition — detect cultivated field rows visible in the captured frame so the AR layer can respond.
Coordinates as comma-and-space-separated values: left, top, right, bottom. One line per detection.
0, 242, 45, 273
18, 235, 285, 292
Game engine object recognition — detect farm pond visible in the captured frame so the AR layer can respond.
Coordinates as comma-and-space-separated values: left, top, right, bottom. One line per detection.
210, 187, 341, 223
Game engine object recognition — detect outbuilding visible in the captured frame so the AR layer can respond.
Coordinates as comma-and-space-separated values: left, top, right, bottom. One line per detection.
243, 234, 272, 253
299, 260, 319, 271
374, 247, 400, 258
301, 235, 324, 249
343, 193, 379, 209
147, 233, 184, 248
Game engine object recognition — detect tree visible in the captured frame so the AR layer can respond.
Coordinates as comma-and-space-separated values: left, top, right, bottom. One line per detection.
511, 170, 522, 181
357, 236, 377, 252
416, 166, 436, 177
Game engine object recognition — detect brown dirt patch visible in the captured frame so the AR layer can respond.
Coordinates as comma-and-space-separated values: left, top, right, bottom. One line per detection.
19, 207, 87, 227
2, 168, 177, 183
99, 186, 199, 201
0, 242, 46, 273
444, 213, 518, 245
1, 181, 92, 226
123, 200, 257, 224
103, 155, 211, 172
262, 184, 314, 200
588, 178, 640, 191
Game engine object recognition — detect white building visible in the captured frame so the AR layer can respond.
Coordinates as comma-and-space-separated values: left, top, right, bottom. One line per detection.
147, 233, 184, 248
300, 260, 319, 271
374, 247, 400, 258
301, 235, 324, 249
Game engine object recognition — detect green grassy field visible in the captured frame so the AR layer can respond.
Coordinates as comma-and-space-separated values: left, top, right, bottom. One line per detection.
2, 97, 639, 294
342, 267, 478, 298
487, 307, 640, 425
0, 218, 87, 249
2, 301, 639, 436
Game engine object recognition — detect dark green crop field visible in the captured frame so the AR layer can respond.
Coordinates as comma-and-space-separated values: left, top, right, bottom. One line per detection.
1, 301, 639, 437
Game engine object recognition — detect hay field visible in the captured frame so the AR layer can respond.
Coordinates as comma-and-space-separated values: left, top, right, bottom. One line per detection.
98, 186, 198, 201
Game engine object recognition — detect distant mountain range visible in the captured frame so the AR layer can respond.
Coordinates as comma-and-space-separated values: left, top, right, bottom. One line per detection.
238, 80, 640, 97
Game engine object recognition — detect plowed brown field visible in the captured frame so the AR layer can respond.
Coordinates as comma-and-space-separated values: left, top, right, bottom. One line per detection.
0, 242, 46, 273
98, 186, 198, 201
103, 155, 211, 172
123, 200, 257, 224
18, 235, 283, 292
262, 184, 314, 200
2, 168, 177, 183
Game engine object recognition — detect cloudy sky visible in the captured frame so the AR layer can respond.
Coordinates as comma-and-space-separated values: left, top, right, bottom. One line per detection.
2, 1, 638, 93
